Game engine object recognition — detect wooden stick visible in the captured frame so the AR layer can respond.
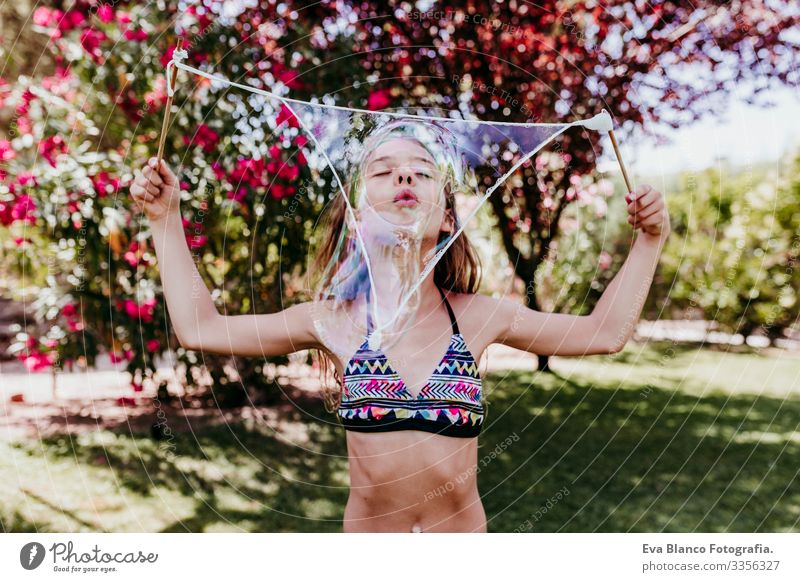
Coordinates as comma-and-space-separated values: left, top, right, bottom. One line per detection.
156, 40, 183, 166
607, 127, 634, 194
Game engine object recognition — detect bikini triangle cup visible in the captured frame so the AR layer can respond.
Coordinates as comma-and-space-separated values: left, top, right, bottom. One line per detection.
164, 50, 616, 355
339, 279, 485, 436
354, 283, 473, 401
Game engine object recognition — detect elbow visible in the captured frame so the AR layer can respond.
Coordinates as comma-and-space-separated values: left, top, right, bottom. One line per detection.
604, 340, 624, 355
174, 314, 220, 352
595, 323, 630, 355
174, 329, 200, 351
176, 335, 196, 351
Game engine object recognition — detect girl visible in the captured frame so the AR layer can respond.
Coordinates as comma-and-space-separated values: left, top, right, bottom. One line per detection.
130, 118, 670, 533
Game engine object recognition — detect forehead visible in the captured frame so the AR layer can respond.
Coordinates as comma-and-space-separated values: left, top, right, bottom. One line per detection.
365, 138, 436, 167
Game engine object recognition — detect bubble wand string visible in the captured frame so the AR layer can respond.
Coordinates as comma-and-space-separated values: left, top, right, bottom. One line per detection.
159, 47, 636, 349
156, 39, 183, 166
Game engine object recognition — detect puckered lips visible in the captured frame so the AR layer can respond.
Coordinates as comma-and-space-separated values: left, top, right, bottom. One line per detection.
393, 189, 419, 208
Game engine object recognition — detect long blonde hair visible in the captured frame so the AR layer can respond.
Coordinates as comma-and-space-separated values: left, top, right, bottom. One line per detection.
307, 120, 483, 413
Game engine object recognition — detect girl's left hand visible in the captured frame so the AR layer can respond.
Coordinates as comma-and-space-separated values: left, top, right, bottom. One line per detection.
625, 185, 670, 241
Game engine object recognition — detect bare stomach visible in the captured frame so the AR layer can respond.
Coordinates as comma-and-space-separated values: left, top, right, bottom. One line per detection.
342, 430, 487, 533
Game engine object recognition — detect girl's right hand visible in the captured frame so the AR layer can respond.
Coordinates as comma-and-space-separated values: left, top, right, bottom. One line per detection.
130, 157, 181, 222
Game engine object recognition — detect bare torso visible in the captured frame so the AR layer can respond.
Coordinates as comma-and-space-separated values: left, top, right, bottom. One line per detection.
327, 292, 499, 532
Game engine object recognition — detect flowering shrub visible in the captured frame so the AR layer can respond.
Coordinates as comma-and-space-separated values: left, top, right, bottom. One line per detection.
0, 0, 361, 402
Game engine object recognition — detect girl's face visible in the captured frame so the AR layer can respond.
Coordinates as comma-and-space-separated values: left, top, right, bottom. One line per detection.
360, 137, 453, 242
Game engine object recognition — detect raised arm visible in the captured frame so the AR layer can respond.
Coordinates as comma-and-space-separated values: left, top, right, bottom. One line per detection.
131, 157, 319, 357
493, 184, 670, 356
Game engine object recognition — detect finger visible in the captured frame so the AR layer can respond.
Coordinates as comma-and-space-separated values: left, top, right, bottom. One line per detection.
624, 185, 651, 203
635, 188, 659, 209
145, 182, 161, 197
142, 165, 163, 186
145, 167, 163, 187
627, 189, 659, 213
632, 211, 664, 231
158, 159, 177, 186
632, 200, 663, 222
639, 210, 665, 226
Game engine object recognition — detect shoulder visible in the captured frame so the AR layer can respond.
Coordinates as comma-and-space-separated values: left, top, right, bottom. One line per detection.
444, 290, 516, 316
442, 290, 517, 342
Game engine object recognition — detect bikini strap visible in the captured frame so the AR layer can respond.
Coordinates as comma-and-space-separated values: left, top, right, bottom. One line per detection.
366, 284, 459, 337
437, 285, 460, 335
364, 286, 374, 334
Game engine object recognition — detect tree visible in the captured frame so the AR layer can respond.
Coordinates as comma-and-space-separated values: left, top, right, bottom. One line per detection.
658, 154, 800, 343
348, 0, 799, 369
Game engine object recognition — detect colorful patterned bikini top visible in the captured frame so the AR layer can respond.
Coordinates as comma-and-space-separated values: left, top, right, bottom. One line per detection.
337, 285, 485, 438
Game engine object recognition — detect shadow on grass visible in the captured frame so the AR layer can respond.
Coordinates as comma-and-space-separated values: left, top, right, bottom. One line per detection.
7, 369, 800, 532
9, 393, 350, 533
478, 368, 800, 532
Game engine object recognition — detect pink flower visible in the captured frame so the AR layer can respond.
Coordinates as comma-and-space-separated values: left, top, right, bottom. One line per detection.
277, 164, 299, 181
144, 77, 167, 110
108, 350, 133, 364
276, 104, 300, 129
11, 194, 37, 224
123, 28, 148, 42
62, 303, 77, 317
23, 351, 54, 372
146, 339, 160, 352
211, 161, 226, 181
0, 202, 11, 226
271, 62, 304, 90
160, 44, 177, 68
367, 89, 391, 111
0, 139, 15, 162
183, 123, 219, 153
131, 382, 144, 393
270, 184, 295, 200
229, 157, 266, 188
33, 7, 62, 27
226, 186, 248, 204
124, 298, 157, 323
67, 319, 84, 332
38, 135, 68, 167
123, 241, 149, 267
186, 234, 208, 249
17, 172, 36, 186
116, 396, 136, 406
61, 10, 86, 32
598, 251, 612, 270
97, 5, 114, 23
15, 89, 35, 117
80, 27, 107, 63
91, 171, 120, 198
41, 66, 74, 97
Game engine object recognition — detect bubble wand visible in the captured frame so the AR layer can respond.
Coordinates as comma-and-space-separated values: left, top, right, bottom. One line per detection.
156, 39, 184, 166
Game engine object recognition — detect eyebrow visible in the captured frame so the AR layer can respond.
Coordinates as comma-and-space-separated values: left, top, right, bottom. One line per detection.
367, 155, 436, 168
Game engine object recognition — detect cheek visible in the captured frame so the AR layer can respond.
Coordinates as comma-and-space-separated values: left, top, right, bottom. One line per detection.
422, 181, 446, 207
363, 177, 391, 204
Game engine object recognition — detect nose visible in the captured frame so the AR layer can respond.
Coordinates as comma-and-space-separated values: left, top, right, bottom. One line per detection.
394, 167, 415, 186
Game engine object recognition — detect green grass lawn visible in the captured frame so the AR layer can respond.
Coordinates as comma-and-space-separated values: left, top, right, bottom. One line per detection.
2, 341, 799, 532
